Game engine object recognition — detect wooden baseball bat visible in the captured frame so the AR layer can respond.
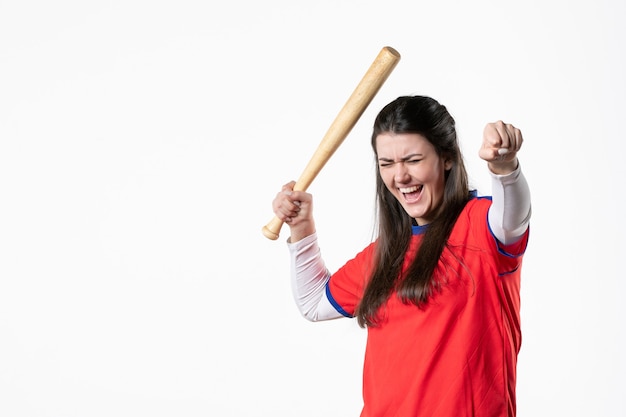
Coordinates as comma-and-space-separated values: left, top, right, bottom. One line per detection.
262, 46, 401, 240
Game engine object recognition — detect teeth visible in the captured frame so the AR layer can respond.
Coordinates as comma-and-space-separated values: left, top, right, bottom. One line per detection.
399, 186, 419, 193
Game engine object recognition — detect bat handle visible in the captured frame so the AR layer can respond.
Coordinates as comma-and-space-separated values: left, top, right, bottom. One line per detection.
262, 217, 282, 240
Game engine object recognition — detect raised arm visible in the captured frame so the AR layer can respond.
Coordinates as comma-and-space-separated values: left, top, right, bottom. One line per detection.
479, 121, 531, 244
272, 182, 343, 321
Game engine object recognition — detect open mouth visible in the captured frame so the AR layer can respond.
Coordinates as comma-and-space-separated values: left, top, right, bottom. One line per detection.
399, 185, 423, 203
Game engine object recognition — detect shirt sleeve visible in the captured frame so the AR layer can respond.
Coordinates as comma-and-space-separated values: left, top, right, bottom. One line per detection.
326, 241, 377, 318
287, 234, 345, 321
488, 163, 532, 245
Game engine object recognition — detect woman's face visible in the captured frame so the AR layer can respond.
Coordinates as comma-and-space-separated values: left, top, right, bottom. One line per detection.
376, 132, 452, 226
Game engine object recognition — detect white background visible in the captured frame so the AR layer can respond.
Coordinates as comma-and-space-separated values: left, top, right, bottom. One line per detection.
1, 1, 624, 416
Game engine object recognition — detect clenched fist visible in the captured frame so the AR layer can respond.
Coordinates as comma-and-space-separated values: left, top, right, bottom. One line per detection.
479, 120, 523, 175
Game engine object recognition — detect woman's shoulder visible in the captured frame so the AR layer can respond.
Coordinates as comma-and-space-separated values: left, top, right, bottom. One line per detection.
464, 190, 492, 211
454, 191, 492, 231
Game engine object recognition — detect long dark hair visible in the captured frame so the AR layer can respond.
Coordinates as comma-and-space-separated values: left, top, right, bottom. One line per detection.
355, 96, 470, 327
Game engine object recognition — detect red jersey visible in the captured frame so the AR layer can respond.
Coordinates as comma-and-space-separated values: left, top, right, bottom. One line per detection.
327, 196, 529, 417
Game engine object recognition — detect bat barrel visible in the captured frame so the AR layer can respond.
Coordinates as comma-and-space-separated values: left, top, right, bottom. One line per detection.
292, 46, 400, 192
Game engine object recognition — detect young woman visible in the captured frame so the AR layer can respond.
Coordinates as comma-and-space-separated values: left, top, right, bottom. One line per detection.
271, 95, 531, 417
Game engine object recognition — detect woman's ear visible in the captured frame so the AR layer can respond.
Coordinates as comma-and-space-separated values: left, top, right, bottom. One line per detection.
444, 158, 453, 171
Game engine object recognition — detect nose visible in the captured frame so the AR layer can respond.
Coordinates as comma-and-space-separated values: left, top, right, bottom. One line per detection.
394, 162, 410, 183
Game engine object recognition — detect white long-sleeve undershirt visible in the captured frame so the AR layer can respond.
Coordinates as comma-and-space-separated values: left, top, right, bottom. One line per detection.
487, 163, 531, 245
288, 234, 341, 321
287, 164, 531, 322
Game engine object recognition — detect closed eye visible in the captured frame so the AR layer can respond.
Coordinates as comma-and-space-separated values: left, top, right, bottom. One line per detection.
378, 154, 423, 168
378, 158, 422, 168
